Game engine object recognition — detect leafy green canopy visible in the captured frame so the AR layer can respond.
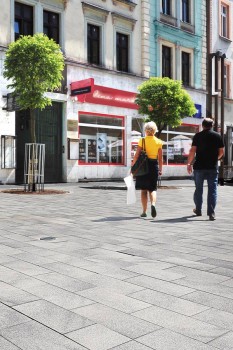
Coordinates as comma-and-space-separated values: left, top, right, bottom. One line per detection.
3, 33, 64, 110
135, 77, 197, 135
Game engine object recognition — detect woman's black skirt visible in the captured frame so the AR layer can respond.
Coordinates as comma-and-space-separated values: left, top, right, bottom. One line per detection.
135, 159, 159, 192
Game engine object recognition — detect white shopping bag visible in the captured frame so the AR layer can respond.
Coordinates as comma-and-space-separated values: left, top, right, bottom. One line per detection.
124, 174, 137, 205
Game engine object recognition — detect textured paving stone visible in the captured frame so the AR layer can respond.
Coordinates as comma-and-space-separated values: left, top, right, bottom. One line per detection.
66, 324, 129, 350
193, 308, 233, 330
3, 259, 51, 276
136, 328, 220, 350
0, 281, 39, 306
130, 289, 210, 316
0, 303, 29, 329
0, 320, 88, 350
133, 305, 228, 343
109, 341, 152, 350
77, 287, 150, 313
14, 300, 94, 334
72, 303, 160, 338
0, 336, 21, 350
208, 331, 233, 349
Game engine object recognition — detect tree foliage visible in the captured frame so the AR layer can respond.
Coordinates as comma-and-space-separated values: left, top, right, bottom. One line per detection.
135, 77, 197, 136
3, 33, 64, 111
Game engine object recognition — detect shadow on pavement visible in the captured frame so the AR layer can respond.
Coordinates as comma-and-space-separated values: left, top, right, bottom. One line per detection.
93, 216, 139, 222
151, 215, 207, 223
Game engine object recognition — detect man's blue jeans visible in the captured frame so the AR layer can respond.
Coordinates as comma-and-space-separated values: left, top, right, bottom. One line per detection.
193, 169, 218, 215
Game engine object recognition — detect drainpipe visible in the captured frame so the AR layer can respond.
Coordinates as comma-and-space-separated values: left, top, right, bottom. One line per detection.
206, 0, 212, 118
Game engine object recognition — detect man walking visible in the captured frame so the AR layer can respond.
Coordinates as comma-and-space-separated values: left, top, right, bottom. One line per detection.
187, 118, 224, 220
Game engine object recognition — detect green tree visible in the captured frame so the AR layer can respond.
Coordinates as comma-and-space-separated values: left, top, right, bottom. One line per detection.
135, 77, 197, 136
3, 33, 64, 143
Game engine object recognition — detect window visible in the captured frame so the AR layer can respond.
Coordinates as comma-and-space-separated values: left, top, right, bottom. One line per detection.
78, 113, 124, 164
162, 45, 172, 78
43, 10, 59, 44
14, 2, 33, 40
116, 32, 129, 72
221, 3, 230, 38
182, 52, 190, 86
1, 136, 16, 169
160, 125, 199, 165
223, 63, 230, 98
162, 0, 171, 15
87, 24, 100, 65
181, 0, 190, 23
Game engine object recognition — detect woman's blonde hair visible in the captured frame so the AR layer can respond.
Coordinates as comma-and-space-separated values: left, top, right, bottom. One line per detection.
144, 121, 158, 135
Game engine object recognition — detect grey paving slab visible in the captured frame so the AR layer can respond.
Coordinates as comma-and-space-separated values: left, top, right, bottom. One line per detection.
10, 252, 56, 265
66, 324, 130, 350
0, 337, 21, 350
193, 308, 233, 331
35, 272, 95, 292
160, 257, 217, 271
0, 254, 16, 264
68, 272, 145, 295
42, 261, 97, 279
122, 264, 184, 281
77, 287, 150, 313
14, 300, 94, 334
0, 281, 39, 306
3, 260, 51, 276
109, 342, 153, 350
0, 320, 87, 350
126, 275, 195, 297
208, 331, 233, 349
136, 328, 220, 350
0, 303, 29, 329
130, 289, 210, 316
72, 303, 160, 338
132, 305, 228, 343
182, 291, 233, 314
210, 267, 233, 278
0, 244, 22, 256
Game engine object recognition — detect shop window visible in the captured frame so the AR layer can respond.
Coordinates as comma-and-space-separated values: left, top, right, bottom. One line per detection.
15, 2, 33, 40
43, 10, 60, 44
87, 24, 101, 65
78, 113, 124, 164
162, 0, 171, 15
162, 45, 172, 78
116, 32, 129, 72
181, 0, 190, 23
160, 124, 199, 165
182, 52, 190, 86
1, 136, 16, 169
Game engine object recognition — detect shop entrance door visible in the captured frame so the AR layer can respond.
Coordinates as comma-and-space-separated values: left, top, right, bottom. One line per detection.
15, 102, 63, 183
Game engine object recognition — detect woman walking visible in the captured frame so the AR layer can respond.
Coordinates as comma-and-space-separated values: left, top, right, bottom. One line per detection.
132, 122, 163, 218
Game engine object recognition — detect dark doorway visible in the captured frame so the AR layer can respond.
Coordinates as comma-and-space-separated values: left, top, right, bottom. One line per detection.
16, 102, 63, 183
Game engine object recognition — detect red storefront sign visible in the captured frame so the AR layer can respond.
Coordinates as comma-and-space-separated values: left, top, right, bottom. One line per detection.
70, 79, 138, 110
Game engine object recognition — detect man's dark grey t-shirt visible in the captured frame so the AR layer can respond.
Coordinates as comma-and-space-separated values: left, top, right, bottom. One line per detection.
192, 129, 224, 170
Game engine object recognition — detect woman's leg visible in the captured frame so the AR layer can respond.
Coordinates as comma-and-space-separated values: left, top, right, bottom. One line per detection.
141, 190, 148, 213
149, 191, 157, 205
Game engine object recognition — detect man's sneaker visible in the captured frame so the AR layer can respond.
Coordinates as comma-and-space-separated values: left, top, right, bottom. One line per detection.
151, 205, 157, 218
193, 209, 202, 216
209, 213, 216, 221
140, 212, 147, 218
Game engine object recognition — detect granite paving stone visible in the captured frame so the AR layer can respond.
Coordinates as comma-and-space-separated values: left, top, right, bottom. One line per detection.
129, 289, 210, 316
182, 291, 233, 314
35, 272, 95, 292
136, 328, 221, 350
0, 303, 30, 329
76, 287, 151, 313
72, 303, 161, 338
66, 324, 130, 350
0, 320, 87, 350
132, 305, 228, 343
0, 336, 21, 350
0, 281, 39, 306
14, 300, 94, 333
208, 331, 233, 349
0, 181, 233, 350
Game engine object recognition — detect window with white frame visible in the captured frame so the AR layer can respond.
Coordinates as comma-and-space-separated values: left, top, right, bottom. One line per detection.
15, 1, 33, 40
162, 0, 171, 15
182, 51, 190, 86
116, 32, 129, 72
220, 2, 230, 38
87, 23, 101, 65
43, 10, 60, 44
162, 45, 172, 78
181, 0, 190, 23
78, 113, 125, 165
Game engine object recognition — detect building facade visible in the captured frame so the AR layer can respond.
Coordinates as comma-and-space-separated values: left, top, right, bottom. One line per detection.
0, 0, 146, 184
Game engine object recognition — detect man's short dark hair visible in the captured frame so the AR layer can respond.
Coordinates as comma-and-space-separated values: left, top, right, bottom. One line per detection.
202, 118, 214, 129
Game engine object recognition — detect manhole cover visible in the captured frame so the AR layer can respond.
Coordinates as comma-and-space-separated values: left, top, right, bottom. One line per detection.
40, 237, 56, 241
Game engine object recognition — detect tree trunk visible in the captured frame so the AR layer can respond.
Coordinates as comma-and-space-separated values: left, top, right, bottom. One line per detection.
29, 108, 36, 191
29, 109, 36, 144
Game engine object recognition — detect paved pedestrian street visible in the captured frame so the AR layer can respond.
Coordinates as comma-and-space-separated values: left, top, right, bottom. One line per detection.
0, 180, 233, 350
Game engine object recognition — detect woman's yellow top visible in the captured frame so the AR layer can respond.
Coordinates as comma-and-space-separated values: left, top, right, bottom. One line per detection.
138, 136, 163, 159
